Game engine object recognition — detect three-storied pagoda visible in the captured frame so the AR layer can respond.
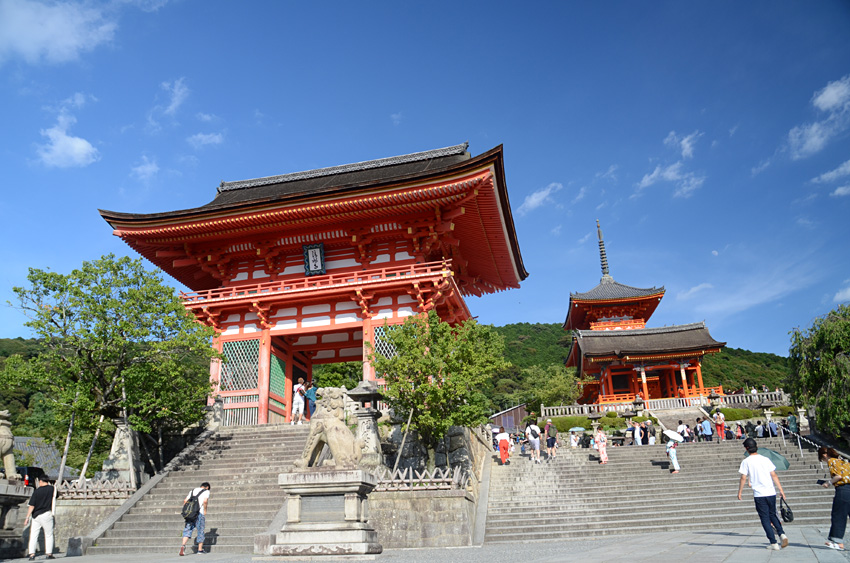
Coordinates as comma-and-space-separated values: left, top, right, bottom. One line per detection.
100, 143, 527, 425
565, 221, 725, 404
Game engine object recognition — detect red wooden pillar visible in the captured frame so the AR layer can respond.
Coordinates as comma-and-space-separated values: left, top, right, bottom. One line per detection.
257, 329, 271, 425
696, 361, 705, 394
679, 363, 690, 397
639, 366, 649, 401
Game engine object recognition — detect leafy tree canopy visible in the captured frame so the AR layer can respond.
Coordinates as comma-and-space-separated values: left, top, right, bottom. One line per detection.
313, 361, 362, 390
3, 254, 218, 471
788, 304, 850, 437
369, 311, 509, 447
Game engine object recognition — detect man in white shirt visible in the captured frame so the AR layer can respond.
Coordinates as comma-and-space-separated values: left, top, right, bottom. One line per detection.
737, 438, 788, 550
525, 422, 542, 464
180, 482, 211, 556
291, 377, 306, 425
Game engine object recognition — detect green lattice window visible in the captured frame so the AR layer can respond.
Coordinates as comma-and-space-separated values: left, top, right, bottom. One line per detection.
270, 354, 287, 399
221, 339, 259, 391
374, 325, 398, 359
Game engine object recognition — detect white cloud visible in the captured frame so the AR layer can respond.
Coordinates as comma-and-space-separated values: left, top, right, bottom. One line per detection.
115, 0, 170, 11
729, 125, 739, 137
130, 155, 159, 181
812, 159, 850, 184
196, 112, 215, 122
831, 185, 850, 197
517, 182, 562, 216
578, 232, 592, 244
664, 130, 703, 159
187, 132, 223, 149
572, 186, 587, 204
788, 74, 850, 160
36, 94, 99, 168
751, 158, 772, 177
677, 282, 714, 300
636, 161, 705, 198
162, 77, 189, 116
711, 250, 719, 256
390, 112, 402, 126
834, 286, 850, 303
550, 225, 561, 236
0, 0, 117, 66
595, 164, 618, 181
796, 216, 815, 228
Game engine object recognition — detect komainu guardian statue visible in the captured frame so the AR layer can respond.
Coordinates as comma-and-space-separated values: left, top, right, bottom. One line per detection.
294, 388, 365, 470
0, 410, 21, 480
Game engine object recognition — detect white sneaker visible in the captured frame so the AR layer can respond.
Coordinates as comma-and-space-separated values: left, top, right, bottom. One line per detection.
767, 543, 780, 551
297, 421, 303, 425
780, 534, 788, 548
290, 421, 294, 425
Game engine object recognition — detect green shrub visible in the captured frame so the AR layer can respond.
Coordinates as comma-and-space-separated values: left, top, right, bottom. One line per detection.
605, 411, 619, 419
551, 416, 590, 432
772, 406, 795, 416
719, 408, 754, 421
633, 415, 659, 425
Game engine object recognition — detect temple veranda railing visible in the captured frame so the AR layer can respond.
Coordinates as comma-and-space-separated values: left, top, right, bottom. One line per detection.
180, 259, 454, 305
541, 390, 789, 417
373, 466, 469, 491
57, 478, 135, 500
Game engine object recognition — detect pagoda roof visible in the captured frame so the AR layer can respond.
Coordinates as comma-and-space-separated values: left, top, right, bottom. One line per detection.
570, 279, 665, 301
573, 322, 725, 360
99, 144, 528, 294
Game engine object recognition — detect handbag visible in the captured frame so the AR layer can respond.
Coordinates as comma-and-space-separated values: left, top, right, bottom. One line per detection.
780, 498, 794, 522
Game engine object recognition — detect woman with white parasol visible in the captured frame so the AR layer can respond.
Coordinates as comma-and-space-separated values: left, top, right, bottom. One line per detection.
664, 429, 684, 474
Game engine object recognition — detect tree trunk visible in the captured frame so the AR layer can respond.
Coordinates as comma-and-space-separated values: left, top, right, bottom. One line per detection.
78, 414, 105, 485
53, 410, 75, 513
157, 426, 164, 472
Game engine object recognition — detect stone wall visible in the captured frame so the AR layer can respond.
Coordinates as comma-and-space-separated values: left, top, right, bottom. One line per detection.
52, 499, 123, 553
369, 490, 475, 548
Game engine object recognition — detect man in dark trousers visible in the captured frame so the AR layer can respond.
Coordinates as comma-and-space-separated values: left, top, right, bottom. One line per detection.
24, 475, 55, 560
738, 438, 788, 550
180, 482, 211, 556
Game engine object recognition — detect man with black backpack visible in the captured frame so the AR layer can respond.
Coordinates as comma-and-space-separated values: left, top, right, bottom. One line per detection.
180, 482, 211, 556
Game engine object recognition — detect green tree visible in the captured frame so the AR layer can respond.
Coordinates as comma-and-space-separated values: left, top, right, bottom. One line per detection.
788, 304, 850, 437
520, 364, 580, 414
5, 254, 218, 476
313, 361, 362, 390
369, 311, 508, 448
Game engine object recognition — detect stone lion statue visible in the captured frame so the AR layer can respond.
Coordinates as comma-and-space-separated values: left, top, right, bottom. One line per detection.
0, 410, 21, 480
293, 387, 366, 470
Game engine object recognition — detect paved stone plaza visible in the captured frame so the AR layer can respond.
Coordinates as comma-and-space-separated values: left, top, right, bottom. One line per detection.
10, 526, 850, 563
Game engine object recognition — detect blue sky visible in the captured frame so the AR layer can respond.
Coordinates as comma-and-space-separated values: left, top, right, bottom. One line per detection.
1, 1, 849, 357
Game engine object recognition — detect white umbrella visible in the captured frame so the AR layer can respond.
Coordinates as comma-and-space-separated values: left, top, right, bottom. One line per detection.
663, 429, 684, 442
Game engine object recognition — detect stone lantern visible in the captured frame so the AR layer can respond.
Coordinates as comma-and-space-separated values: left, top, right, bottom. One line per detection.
708, 390, 721, 410
345, 381, 383, 470
759, 400, 775, 424
587, 412, 603, 435
797, 406, 809, 433
622, 410, 635, 424
632, 396, 645, 418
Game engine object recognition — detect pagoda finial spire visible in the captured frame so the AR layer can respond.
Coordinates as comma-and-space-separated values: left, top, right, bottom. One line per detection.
597, 219, 614, 283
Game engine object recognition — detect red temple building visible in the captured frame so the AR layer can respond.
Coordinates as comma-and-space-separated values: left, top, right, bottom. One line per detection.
100, 143, 527, 426
565, 221, 725, 405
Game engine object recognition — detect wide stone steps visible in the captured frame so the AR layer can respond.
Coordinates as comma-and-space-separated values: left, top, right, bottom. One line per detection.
86, 424, 310, 555
484, 437, 829, 544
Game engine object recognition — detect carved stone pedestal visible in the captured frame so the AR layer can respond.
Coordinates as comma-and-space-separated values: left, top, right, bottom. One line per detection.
0, 480, 33, 560
267, 470, 382, 556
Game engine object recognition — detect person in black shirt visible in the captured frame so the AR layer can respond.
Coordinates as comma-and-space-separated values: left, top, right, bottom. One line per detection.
24, 475, 55, 560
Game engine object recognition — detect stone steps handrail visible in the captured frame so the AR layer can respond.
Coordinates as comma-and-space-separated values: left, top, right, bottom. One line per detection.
373, 466, 468, 491
58, 478, 135, 500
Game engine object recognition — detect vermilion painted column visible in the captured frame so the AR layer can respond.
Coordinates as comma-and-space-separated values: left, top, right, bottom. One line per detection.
679, 363, 690, 397
640, 366, 649, 400
257, 329, 271, 425
696, 361, 705, 394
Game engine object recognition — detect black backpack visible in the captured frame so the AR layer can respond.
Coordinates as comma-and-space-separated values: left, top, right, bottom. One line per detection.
530, 427, 539, 439
182, 489, 202, 521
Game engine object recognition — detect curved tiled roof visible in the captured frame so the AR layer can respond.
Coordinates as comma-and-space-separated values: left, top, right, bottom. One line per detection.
574, 322, 725, 357
570, 279, 665, 301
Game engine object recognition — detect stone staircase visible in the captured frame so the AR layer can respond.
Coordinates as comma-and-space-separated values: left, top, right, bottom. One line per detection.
86, 423, 310, 555
485, 436, 833, 543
